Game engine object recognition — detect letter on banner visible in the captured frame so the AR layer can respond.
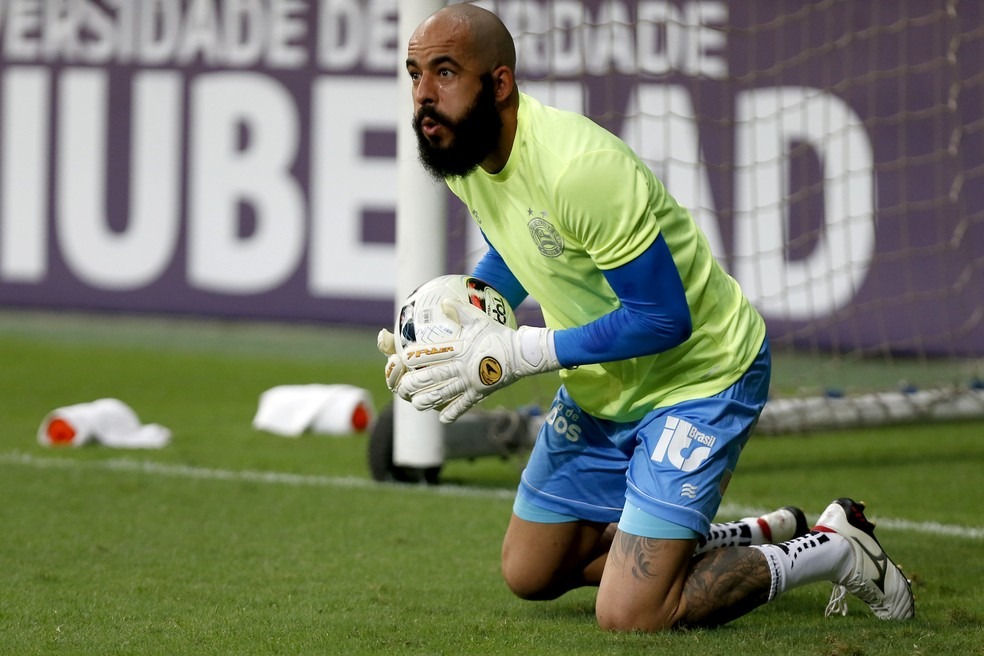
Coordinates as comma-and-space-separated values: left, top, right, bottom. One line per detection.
188, 72, 305, 293
309, 78, 396, 298
1, 67, 49, 283
56, 69, 182, 290
733, 86, 875, 319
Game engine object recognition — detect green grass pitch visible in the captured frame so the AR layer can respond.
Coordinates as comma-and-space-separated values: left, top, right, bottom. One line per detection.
0, 310, 981, 655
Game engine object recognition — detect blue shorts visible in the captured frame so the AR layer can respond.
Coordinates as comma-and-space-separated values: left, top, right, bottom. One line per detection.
514, 338, 771, 537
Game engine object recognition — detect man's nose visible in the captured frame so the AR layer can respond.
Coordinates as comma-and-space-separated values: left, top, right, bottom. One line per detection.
414, 72, 436, 106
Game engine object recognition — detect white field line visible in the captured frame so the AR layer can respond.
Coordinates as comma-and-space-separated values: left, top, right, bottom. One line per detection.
3, 451, 982, 540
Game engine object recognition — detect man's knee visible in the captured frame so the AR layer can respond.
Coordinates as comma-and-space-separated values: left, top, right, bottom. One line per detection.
501, 550, 565, 600
595, 600, 677, 633
593, 530, 695, 632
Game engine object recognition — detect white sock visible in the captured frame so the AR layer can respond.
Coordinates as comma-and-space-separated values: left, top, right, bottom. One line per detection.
695, 518, 767, 554
752, 531, 852, 601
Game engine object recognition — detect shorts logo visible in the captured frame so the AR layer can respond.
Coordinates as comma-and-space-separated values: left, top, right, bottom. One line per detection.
528, 217, 564, 258
650, 416, 716, 473
478, 357, 502, 385
544, 401, 582, 442
680, 483, 699, 499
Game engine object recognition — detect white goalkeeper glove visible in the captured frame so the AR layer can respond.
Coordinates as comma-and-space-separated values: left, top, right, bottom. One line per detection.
376, 328, 406, 393
396, 298, 561, 423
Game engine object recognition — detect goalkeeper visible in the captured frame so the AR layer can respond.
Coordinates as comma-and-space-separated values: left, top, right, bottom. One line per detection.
385, 3, 914, 631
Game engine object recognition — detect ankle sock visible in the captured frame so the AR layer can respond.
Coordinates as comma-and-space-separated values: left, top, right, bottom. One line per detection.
752, 531, 852, 600
695, 518, 770, 554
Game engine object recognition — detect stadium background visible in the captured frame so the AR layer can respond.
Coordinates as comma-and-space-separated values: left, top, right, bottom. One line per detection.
0, 1, 979, 359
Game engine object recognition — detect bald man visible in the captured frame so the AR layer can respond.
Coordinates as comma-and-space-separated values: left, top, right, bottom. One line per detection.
388, 4, 913, 631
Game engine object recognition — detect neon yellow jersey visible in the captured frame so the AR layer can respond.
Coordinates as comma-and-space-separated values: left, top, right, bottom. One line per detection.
448, 93, 766, 421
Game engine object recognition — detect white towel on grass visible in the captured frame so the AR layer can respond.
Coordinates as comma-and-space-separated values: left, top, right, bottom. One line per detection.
38, 398, 171, 449
252, 384, 374, 437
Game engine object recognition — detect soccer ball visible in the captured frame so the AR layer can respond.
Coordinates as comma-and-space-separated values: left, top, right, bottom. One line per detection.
396, 275, 516, 369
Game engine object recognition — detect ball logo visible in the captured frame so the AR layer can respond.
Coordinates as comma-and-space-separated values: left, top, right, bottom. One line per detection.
478, 357, 503, 385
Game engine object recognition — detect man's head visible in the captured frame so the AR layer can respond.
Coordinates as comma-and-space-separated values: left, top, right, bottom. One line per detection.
406, 4, 518, 179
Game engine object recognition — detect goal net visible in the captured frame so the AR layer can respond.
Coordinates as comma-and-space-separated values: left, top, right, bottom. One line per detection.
443, 0, 984, 432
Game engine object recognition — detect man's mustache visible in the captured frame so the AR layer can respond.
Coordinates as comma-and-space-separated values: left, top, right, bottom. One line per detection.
414, 105, 453, 128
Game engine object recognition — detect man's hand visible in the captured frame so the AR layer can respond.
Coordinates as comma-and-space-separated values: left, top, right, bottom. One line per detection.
376, 328, 406, 392
396, 298, 560, 423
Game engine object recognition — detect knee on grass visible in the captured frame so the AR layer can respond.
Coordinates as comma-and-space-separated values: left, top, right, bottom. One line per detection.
596, 601, 678, 633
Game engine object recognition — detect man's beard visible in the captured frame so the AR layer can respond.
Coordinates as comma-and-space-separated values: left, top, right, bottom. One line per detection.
413, 74, 503, 180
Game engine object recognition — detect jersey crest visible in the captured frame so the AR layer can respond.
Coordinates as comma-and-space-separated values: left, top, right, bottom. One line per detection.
528, 216, 564, 257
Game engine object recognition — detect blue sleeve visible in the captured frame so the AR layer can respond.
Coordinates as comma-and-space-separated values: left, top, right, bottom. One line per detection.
470, 236, 528, 310
553, 233, 692, 367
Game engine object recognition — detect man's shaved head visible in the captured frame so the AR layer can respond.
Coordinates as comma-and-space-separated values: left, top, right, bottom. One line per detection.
415, 3, 516, 74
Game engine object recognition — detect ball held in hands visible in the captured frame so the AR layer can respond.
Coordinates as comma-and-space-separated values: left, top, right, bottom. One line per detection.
395, 275, 517, 370
391, 274, 559, 423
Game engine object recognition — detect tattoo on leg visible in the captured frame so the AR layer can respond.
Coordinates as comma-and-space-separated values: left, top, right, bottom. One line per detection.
609, 531, 664, 581
681, 548, 772, 627
608, 533, 772, 628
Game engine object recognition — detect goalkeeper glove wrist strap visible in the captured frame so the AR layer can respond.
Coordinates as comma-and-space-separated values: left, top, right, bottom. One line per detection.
517, 327, 561, 373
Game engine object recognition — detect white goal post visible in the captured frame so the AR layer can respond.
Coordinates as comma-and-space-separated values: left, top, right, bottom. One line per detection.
392, 0, 449, 470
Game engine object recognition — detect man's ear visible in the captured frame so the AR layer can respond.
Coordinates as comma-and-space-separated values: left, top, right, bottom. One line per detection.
491, 65, 515, 103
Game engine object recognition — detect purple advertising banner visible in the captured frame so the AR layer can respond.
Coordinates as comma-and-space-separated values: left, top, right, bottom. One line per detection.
0, 1, 980, 357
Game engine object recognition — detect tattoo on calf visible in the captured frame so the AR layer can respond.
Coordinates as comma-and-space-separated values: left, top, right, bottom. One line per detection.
609, 531, 772, 627
683, 548, 772, 626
